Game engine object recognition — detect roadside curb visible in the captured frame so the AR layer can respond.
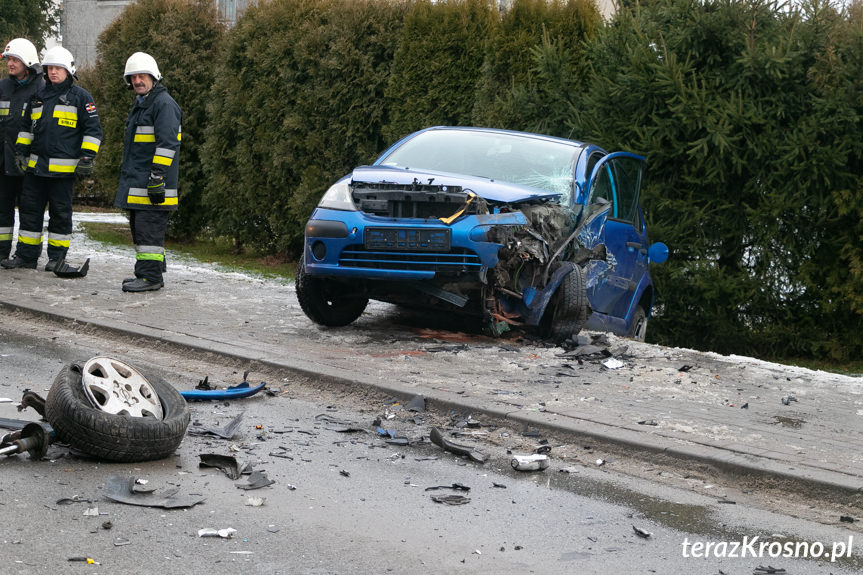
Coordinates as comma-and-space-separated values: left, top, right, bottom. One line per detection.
3, 297, 861, 498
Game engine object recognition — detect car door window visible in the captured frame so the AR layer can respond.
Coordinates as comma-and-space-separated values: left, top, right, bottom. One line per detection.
608, 156, 642, 223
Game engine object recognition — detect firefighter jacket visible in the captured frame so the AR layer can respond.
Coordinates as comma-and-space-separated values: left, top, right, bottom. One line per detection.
15, 75, 102, 178
0, 70, 43, 176
114, 84, 181, 211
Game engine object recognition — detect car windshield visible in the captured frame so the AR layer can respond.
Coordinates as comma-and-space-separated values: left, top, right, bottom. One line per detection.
378, 129, 581, 200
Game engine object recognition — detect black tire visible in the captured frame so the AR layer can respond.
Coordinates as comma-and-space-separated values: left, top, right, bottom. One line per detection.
296, 254, 369, 327
540, 265, 590, 342
44, 363, 190, 462
627, 305, 648, 342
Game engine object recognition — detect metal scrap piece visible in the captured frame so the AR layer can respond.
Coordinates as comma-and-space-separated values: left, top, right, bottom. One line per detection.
429, 427, 486, 463
103, 474, 205, 509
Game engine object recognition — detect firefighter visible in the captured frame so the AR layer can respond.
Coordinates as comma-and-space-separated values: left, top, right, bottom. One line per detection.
1, 46, 101, 270
0, 38, 44, 262
115, 52, 181, 292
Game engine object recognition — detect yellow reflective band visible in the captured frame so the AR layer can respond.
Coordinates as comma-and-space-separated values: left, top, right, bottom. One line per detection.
177, 132, 181, 141
134, 134, 156, 143
48, 238, 70, 248
81, 141, 99, 152
152, 156, 172, 166
0, 109, 8, 116
31, 111, 41, 120
53, 109, 78, 120
18, 234, 42, 245
127, 195, 178, 206
136, 253, 165, 262
0, 233, 12, 241
16, 136, 32, 146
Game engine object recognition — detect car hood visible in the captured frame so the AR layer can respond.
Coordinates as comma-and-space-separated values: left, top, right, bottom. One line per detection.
351, 166, 562, 204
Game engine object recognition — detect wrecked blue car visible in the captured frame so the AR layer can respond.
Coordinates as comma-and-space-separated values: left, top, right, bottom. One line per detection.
297, 126, 668, 341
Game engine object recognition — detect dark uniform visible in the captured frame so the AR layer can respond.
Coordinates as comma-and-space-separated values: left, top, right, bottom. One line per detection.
13, 75, 101, 264
0, 67, 43, 259
114, 83, 181, 285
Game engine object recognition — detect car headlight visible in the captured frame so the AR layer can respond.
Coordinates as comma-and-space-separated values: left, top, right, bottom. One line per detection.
317, 181, 357, 211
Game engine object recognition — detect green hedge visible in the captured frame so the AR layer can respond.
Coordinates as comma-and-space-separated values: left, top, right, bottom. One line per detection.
201, 0, 407, 254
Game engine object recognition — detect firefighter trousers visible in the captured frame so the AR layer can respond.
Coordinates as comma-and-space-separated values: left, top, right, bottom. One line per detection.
129, 209, 169, 283
15, 174, 74, 263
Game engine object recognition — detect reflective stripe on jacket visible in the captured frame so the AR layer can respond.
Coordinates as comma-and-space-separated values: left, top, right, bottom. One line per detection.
114, 84, 182, 212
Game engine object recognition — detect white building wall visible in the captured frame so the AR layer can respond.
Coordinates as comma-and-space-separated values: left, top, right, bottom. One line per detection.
61, 0, 132, 68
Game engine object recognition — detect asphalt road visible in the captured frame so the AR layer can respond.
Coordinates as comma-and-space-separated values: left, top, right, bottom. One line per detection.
0, 312, 860, 574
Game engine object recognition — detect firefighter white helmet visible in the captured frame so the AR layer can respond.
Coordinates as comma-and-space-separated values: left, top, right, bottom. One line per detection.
124, 52, 162, 86
2, 38, 40, 68
42, 46, 76, 76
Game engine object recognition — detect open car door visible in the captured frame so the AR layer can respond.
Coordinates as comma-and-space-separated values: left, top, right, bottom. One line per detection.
579, 152, 648, 320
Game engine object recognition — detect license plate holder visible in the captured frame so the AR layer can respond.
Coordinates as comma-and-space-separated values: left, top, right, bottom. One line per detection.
364, 228, 451, 251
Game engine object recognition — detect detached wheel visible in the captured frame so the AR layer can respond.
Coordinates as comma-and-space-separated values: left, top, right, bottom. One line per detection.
627, 305, 648, 342
540, 265, 590, 342
45, 359, 190, 462
296, 254, 368, 327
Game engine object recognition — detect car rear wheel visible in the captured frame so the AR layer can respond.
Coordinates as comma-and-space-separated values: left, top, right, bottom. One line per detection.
540, 265, 590, 342
296, 254, 369, 327
627, 305, 648, 342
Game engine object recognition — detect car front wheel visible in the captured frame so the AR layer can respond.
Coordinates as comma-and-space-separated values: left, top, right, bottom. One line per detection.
540, 265, 590, 342
296, 254, 369, 327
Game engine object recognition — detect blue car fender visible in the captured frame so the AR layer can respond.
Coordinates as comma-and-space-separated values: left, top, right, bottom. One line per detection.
518, 262, 577, 326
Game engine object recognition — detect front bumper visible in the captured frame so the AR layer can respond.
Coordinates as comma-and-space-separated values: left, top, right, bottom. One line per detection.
304, 208, 527, 281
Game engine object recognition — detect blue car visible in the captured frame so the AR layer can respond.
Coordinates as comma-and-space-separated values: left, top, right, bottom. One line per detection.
297, 127, 668, 341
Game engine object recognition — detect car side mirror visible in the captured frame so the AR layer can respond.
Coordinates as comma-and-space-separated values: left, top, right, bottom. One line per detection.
648, 242, 668, 264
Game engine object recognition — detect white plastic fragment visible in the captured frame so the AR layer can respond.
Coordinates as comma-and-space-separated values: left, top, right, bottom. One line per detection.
511, 454, 549, 471
602, 358, 624, 370
245, 497, 265, 507
83, 507, 99, 516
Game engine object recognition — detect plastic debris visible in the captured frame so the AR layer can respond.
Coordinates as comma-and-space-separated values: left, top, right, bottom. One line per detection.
198, 528, 237, 539
840, 515, 856, 523
68, 557, 99, 565
406, 395, 426, 412
83, 507, 100, 516
199, 453, 252, 480
632, 525, 652, 538
596, 459, 606, 466
188, 412, 245, 439
429, 427, 486, 463
431, 494, 470, 505
425, 483, 470, 492
780, 395, 797, 406
602, 358, 624, 370
511, 454, 549, 471
104, 474, 205, 509
753, 566, 786, 574
245, 497, 265, 507
236, 470, 275, 490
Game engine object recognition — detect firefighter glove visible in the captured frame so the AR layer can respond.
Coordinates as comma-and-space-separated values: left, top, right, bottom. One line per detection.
15, 155, 28, 174
75, 157, 94, 177
147, 173, 165, 204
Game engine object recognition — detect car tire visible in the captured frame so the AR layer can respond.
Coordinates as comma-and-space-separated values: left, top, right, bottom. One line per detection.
296, 254, 369, 327
44, 363, 190, 462
627, 305, 648, 342
541, 265, 590, 342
